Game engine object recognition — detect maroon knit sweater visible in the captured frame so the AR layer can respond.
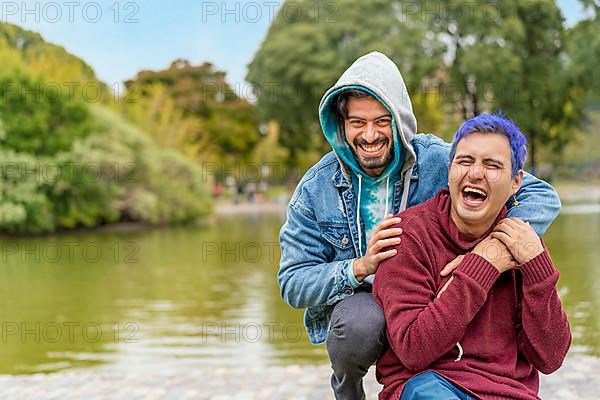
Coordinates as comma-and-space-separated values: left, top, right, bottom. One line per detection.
373, 189, 571, 400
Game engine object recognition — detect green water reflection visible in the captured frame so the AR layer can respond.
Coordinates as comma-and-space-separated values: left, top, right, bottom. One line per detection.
0, 207, 598, 374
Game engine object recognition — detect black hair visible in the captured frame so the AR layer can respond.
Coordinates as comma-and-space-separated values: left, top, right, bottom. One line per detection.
332, 89, 371, 124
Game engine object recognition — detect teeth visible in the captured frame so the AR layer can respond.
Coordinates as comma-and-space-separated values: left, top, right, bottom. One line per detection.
463, 187, 487, 198
361, 142, 385, 153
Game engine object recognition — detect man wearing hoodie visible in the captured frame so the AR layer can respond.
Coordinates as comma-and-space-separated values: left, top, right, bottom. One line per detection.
278, 52, 561, 400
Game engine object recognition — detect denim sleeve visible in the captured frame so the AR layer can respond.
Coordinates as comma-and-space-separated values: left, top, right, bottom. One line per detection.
278, 202, 357, 309
507, 171, 561, 236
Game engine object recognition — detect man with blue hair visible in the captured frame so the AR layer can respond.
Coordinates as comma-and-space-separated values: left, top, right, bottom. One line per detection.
374, 113, 571, 400
278, 52, 562, 400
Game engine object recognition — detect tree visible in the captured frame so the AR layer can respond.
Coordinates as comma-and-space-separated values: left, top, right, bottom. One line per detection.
422, 0, 583, 170
0, 24, 213, 233
566, 6, 600, 98
0, 22, 99, 84
248, 0, 591, 171
119, 82, 206, 155
247, 0, 444, 164
124, 60, 260, 165
0, 70, 93, 156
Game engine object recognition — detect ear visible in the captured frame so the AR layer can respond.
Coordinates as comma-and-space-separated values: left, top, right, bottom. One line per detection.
512, 170, 524, 195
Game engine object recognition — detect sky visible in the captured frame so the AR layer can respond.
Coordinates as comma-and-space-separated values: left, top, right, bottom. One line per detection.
1, 0, 588, 91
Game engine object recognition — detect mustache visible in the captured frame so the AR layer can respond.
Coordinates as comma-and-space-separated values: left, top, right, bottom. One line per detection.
354, 137, 389, 147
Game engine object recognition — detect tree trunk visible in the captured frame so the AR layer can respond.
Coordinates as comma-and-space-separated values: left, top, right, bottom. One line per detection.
289, 144, 298, 168
472, 89, 479, 116
460, 99, 469, 121
529, 129, 537, 174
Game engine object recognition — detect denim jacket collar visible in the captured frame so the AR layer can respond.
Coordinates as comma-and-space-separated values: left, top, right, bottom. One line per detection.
332, 167, 350, 189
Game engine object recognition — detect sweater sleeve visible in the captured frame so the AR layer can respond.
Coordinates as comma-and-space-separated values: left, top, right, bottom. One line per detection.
373, 233, 500, 372
517, 248, 572, 374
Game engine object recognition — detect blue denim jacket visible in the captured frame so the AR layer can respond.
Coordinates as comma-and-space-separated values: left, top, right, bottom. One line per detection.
278, 134, 561, 345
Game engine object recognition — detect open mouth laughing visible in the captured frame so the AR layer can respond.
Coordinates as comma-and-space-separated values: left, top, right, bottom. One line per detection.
461, 185, 488, 209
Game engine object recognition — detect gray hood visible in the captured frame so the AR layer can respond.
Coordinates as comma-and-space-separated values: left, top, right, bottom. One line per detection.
318, 51, 418, 180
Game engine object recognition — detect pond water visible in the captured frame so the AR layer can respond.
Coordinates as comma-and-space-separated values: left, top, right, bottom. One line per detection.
0, 206, 598, 374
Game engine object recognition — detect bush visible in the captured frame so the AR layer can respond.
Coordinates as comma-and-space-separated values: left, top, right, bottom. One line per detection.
0, 70, 93, 156
0, 72, 212, 233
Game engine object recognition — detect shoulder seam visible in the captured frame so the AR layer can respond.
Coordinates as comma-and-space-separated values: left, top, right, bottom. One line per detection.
413, 136, 450, 150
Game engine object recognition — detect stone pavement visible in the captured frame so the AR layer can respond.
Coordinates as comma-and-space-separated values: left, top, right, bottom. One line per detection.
0, 355, 598, 399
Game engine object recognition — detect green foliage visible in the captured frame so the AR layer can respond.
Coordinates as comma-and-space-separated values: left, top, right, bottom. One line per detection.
0, 22, 98, 83
0, 150, 53, 233
0, 70, 93, 156
123, 60, 260, 165
0, 23, 213, 234
117, 83, 204, 155
247, 0, 596, 170
411, 91, 446, 135
0, 101, 213, 234
246, 0, 444, 163
566, 12, 600, 96
403, 0, 585, 168
0, 22, 110, 106
86, 106, 213, 225
579, 0, 600, 13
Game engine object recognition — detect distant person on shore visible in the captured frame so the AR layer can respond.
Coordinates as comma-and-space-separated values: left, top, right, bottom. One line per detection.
235, 182, 244, 204
278, 52, 562, 400
212, 181, 224, 198
374, 113, 571, 400
246, 181, 256, 203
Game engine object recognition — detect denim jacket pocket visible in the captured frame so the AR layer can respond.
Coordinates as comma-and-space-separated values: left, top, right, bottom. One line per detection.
319, 222, 353, 250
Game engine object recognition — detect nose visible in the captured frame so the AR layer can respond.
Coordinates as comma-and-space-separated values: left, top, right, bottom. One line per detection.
468, 163, 485, 181
363, 122, 378, 142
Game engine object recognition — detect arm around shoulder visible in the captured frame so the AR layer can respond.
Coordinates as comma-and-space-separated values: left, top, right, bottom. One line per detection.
509, 171, 561, 236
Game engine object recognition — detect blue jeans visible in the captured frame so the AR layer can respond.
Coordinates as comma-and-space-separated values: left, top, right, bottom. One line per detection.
400, 371, 476, 400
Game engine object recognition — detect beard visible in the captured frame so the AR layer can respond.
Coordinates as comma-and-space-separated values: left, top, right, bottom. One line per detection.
351, 136, 394, 173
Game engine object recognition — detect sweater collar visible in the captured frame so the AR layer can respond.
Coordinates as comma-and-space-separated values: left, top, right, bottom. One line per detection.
436, 189, 508, 252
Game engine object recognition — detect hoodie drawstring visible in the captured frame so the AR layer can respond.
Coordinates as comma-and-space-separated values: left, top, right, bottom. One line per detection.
455, 342, 464, 362
399, 165, 413, 212
356, 174, 363, 257
384, 176, 390, 218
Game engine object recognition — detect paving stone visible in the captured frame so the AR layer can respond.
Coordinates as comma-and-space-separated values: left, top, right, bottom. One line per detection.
0, 354, 597, 399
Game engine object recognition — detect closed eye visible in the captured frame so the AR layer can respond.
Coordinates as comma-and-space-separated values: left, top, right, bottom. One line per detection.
454, 156, 474, 166
483, 159, 504, 169
348, 119, 365, 127
376, 118, 391, 127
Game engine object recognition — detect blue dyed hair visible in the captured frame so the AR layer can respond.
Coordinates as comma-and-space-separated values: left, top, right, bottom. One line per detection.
449, 113, 527, 177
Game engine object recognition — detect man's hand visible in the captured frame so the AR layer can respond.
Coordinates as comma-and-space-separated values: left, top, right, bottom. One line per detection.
491, 217, 544, 265
353, 215, 402, 282
437, 255, 464, 297
472, 235, 517, 273
440, 254, 465, 277
437, 276, 454, 298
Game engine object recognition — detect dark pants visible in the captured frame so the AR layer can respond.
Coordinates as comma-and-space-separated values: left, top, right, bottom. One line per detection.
400, 371, 476, 400
326, 289, 387, 400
